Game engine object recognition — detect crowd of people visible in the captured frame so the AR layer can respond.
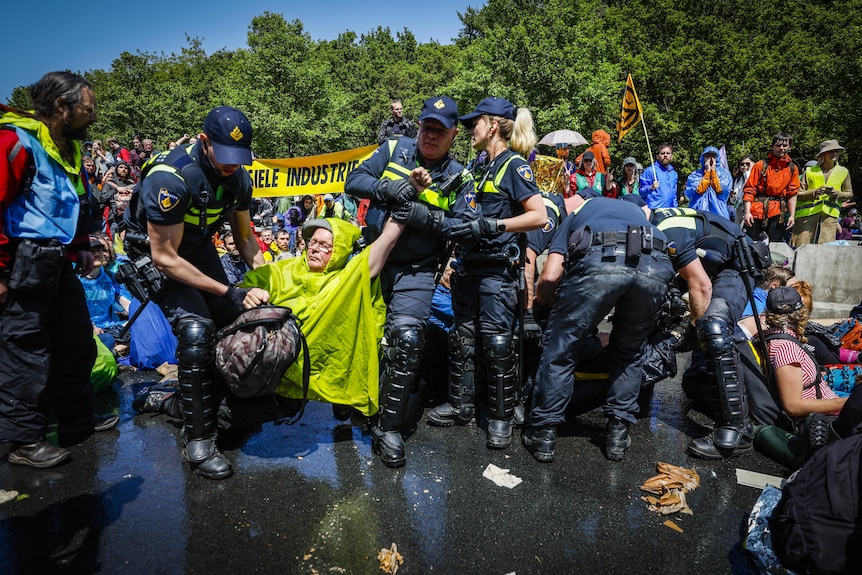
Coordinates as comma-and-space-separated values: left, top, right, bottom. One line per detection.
2, 72, 861, 483
3, 70, 862, 571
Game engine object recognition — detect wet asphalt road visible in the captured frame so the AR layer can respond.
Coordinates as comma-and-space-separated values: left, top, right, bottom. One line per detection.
0, 350, 788, 575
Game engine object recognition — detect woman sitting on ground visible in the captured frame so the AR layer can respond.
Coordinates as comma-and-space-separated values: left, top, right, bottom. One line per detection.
763, 286, 846, 428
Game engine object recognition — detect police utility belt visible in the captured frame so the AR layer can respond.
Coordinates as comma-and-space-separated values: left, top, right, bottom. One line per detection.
567, 227, 667, 263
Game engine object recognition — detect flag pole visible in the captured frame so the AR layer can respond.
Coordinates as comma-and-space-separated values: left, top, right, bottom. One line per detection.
641, 115, 657, 181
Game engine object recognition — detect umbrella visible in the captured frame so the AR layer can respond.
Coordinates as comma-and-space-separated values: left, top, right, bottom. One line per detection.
539, 129, 588, 147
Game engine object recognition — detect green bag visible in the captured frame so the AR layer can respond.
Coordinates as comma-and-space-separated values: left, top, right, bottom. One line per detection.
91, 335, 118, 393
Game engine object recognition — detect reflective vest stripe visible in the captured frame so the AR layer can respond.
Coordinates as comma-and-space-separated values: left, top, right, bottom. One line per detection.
479, 155, 519, 195
380, 140, 455, 211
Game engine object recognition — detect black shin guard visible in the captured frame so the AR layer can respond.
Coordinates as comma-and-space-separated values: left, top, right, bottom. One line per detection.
697, 314, 751, 449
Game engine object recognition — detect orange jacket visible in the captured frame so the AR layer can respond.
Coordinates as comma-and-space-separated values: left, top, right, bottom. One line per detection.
742, 153, 799, 219
576, 130, 611, 174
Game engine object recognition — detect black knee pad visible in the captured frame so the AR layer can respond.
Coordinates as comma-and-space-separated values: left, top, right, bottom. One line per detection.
176, 317, 216, 368
449, 325, 475, 362
385, 323, 425, 373
696, 315, 733, 360
485, 334, 515, 361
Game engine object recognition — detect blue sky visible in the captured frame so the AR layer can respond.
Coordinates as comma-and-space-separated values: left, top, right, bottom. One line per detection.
3, 0, 476, 102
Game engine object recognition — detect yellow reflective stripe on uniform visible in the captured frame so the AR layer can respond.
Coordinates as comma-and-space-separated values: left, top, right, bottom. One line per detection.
570, 197, 593, 216
656, 215, 697, 231
478, 155, 519, 194
542, 196, 561, 220
147, 161, 225, 227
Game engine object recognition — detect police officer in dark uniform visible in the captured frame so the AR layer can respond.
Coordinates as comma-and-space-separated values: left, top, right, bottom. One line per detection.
125, 106, 269, 479
345, 96, 478, 468
651, 207, 764, 459
425, 97, 547, 450
522, 192, 674, 462
520, 191, 567, 410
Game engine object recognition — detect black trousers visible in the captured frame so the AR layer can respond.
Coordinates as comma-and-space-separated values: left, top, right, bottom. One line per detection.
0, 261, 96, 444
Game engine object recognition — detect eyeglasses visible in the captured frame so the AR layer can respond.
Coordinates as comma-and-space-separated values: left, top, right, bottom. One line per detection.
307, 239, 333, 253
740, 162, 753, 167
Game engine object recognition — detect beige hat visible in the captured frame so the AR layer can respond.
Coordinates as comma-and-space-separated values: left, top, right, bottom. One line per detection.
818, 139, 845, 156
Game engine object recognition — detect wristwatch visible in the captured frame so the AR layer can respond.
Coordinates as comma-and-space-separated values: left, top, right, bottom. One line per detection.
495, 220, 506, 233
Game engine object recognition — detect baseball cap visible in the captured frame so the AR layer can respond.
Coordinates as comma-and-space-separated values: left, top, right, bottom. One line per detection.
302, 218, 333, 242
766, 286, 803, 314
323, 194, 334, 202
203, 106, 253, 165
418, 96, 460, 130
849, 208, 858, 215
459, 97, 517, 125
576, 188, 600, 200
582, 151, 595, 161
623, 156, 637, 166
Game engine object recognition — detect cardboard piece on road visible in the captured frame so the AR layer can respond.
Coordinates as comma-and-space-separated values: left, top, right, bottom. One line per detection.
736, 468, 784, 489
0, 489, 19, 505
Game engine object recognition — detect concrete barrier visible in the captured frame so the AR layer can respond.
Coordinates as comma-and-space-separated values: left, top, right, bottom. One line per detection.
792, 244, 862, 319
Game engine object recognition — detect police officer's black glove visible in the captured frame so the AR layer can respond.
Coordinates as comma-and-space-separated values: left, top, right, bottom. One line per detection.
532, 302, 551, 332
390, 201, 444, 235
377, 178, 417, 205
447, 218, 501, 242
224, 286, 251, 312
522, 308, 543, 344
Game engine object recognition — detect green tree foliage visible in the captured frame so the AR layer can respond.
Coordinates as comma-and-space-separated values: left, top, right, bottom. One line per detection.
5, 2, 860, 183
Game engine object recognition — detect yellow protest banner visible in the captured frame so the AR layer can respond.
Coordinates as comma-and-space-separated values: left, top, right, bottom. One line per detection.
249, 144, 378, 197
617, 74, 643, 143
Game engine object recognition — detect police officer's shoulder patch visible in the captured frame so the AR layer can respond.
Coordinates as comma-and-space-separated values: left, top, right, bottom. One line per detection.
465, 190, 478, 212
517, 164, 534, 182
158, 188, 182, 212
667, 240, 677, 256
542, 217, 555, 233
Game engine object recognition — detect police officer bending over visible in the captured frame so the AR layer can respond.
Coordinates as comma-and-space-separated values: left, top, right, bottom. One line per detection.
125, 107, 268, 479
652, 207, 767, 459
522, 191, 674, 462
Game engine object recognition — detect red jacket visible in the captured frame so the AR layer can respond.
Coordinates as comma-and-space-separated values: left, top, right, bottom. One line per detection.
743, 153, 799, 219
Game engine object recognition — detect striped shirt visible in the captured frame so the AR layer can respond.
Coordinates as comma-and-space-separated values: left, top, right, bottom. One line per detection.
766, 328, 838, 404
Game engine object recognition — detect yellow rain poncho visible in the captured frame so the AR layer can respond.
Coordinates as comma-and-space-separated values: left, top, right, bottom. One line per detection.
240, 219, 386, 415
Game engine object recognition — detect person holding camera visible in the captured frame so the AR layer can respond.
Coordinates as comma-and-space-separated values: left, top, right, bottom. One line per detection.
0, 72, 118, 468
792, 139, 854, 245
124, 106, 268, 480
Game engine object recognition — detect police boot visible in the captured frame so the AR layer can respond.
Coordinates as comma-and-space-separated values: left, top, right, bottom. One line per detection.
687, 312, 754, 460
521, 426, 556, 463
372, 325, 423, 468
428, 327, 476, 427
605, 416, 632, 461
176, 318, 232, 480
485, 334, 518, 449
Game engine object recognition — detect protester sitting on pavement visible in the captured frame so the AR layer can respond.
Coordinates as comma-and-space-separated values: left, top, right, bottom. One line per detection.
320, 193, 351, 221
684, 146, 733, 220
220, 231, 251, 285
737, 265, 796, 338
763, 287, 845, 430
135, 217, 405, 432
98, 160, 135, 208
297, 194, 316, 222
81, 234, 132, 357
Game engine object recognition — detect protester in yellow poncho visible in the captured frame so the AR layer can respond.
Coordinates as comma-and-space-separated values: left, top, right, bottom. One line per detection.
240, 217, 404, 416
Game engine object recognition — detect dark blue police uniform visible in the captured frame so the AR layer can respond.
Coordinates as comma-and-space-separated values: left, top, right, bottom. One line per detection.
524, 196, 674, 462
125, 122, 255, 480
651, 207, 754, 458
345, 111, 478, 467
427, 148, 541, 448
